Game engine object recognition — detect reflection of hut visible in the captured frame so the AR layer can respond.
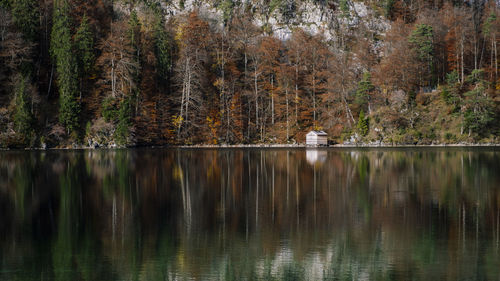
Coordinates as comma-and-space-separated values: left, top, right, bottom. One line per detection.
306, 150, 328, 165
306, 131, 328, 146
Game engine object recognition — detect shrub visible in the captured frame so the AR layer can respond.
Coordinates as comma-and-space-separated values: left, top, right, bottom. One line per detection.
115, 98, 132, 145
444, 132, 455, 141
357, 110, 369, 136
101, 97, 117, 122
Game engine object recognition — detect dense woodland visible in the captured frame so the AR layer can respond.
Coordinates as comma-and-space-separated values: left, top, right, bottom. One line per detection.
0, 0, 499, 147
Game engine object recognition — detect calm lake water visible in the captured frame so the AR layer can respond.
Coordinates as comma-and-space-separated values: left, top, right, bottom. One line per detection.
1, 148, 500, 281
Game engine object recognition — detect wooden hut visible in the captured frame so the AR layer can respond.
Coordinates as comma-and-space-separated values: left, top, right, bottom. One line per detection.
306, 131, 328, 146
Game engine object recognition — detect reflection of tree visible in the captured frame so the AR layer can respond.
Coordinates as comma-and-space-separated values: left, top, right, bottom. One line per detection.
0, 148, 500, 280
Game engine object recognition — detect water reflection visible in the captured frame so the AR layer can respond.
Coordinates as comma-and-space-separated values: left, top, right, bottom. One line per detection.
0, 148, 500, 280
306, 149, 327, 165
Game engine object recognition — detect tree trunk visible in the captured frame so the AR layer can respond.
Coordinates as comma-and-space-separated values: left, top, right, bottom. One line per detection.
271, 75, 274, 125
286, 86, 289, 141
295, 50, 299, 127
461, 37, 464, 83
254, 65, 259, 137
494, 33, 498, 80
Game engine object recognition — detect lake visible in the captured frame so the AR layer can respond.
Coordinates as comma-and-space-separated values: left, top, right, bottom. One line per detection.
0, 148, 500, 280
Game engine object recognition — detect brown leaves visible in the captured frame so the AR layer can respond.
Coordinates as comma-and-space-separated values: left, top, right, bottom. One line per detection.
96, 20, 139, 100
0, 9, 34, 78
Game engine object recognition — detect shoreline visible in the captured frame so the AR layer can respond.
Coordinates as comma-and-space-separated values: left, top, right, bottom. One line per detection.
174, 143, 500, 148
3, 142, 500, 151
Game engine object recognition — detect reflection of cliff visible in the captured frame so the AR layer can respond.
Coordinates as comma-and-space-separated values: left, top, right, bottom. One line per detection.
0, 149, 500, 280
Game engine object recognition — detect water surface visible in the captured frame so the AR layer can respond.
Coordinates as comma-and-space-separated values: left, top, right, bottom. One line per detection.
1, 148, 500, 280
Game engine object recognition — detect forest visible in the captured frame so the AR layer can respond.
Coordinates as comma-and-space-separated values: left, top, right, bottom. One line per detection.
0, 0, 499, 147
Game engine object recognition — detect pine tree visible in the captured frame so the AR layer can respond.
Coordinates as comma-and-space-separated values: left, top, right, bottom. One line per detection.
153, 15, 171, 85
357, 110, 369, 137
463, 69, 494, 136
128, 10, 141, 109
128, 10, 141, 59
10, 0, 39, 42
442, 70, 460, 107
339, 0, 349, 17
384, 0, 395, 19
409, 24, 434, 87
218, 0, 234, 24
355, 72, 374, 112
74, 14, 95, 80
13, 75, 33, 137
409, 24, 434, 62
51, 1, 80, 134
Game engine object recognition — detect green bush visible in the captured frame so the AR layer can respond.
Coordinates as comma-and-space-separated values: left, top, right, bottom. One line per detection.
13, 76, 33, 138
444, 132, 455, 141
115, 98, 132, 145
357, 110, 369, 137
102, 97, 117, 122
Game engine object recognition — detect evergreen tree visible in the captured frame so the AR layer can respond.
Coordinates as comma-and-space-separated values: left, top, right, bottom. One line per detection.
409, 24, 434, 87
128, 10, 141, 59
355, 72, 375, 111
74, 14, 95, 80
339, 0, 349, 17
10, 0, 39, 42
127, 11, 141, 115
13, 75, 33, 137
409, 24, 434, 62
51, 1, 80, 134
384, 0, 395, 19
218, 0, 234, 24
153, 15, 171, 85
463, 69, 494, 135
442, 70, 460, 107
357, 110, 369, 137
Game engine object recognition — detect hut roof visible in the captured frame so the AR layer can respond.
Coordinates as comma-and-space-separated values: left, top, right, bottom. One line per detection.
307, 131, 328, 136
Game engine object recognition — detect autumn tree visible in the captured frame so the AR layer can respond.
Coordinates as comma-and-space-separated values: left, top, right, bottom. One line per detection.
174, 12, 212, 141
327, 51, 356, 128
286, 29, 307, 132
297, 32, 330, 129
256, 36, 282, 140
96, 19, 139, 144
213, 25, 244, 143
374, 19, 421, 95
443, 4, 474, 83
275, 61, 295, 141
229, 13, 261, 141
482, 3, 499, 81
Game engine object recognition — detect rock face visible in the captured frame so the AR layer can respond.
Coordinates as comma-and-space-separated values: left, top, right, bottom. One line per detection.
121, 0, 390, 43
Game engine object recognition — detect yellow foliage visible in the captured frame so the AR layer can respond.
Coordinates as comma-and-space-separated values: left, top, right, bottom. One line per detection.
171, 114, 184, 137
175, 23, 186, 47
206, 115, 221, 144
